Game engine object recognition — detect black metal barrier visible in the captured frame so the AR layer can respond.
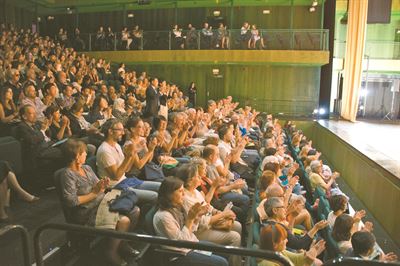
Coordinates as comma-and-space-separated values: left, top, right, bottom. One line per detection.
324, 257, 400, 266
0, 224, 31, 266
33, 222, 291, 266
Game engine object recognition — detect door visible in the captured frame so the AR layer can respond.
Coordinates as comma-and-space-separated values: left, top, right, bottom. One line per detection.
206, 72, 225, 103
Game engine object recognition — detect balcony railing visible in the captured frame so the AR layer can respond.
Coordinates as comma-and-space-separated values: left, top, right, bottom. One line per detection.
66, 29, 329, 52
334, 40, 400, 59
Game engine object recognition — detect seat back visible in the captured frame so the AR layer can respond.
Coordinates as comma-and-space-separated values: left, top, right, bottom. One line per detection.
54, 168, 76, 224
144, 206, 158, 236
0, 136, 22, 175
85, 156, 97, 176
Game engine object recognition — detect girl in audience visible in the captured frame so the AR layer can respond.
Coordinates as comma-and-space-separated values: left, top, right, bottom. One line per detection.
59, 139, 140, 265
86, 95, 113, 125
153, 176, 229, 266
177, 163, 242, 266
152, 115, 179, 154
0, 160, 39, 222
124, 117, 158, 177
44, 105, 72, 141
258, 223, 325, 266
0, 87, 19, 136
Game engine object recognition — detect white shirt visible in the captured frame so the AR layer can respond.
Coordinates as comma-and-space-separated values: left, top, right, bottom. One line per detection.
96, 141, 126, 186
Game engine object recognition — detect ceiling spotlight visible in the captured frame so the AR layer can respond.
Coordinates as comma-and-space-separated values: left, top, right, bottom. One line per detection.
47, 16, 54, 20
262, 9, 271, 14
309, 6, 316, 12
213, 10, 221, 16
127, 13, 134, 18
319, 108, 326, 115
397, 29, 400, 34
313, 109, 319, 114
312, 1, 318, 7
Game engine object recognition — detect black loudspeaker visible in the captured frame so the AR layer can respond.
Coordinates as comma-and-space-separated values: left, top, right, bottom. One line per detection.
338, 73, 344, 100
206, 16, 226, 28
368, 0, 392, 24
138, 0, 151, 5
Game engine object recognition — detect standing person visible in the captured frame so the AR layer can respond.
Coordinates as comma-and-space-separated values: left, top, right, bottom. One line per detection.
143, 77, 159, 125
188, 82, 197, 108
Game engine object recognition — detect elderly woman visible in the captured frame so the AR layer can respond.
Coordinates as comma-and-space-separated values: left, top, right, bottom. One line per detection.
112, 98, 131, 124
0, 161, 39, 222
177, 162, 242, 266
153, 176, 228, 266
59, 139, 140, 265
258, 223, 325, 266
309, 160, 338, 194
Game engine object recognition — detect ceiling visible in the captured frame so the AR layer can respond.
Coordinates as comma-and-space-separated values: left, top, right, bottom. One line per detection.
15, 0, 326, 14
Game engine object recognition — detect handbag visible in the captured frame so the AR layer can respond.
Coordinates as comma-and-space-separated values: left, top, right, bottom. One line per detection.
108, 189, 138, 215
212, 218, 235, 231
144, 161, 165, 181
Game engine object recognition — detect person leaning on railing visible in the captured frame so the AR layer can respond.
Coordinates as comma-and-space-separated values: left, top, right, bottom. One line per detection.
258, 223, 326, 266
153, 176, 229, 266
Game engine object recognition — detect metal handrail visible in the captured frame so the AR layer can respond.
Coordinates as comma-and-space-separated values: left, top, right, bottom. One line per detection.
33, 223, 292, 266
0, 224, 31, 266
324, 257, 400, 266
77, 28, 329, 51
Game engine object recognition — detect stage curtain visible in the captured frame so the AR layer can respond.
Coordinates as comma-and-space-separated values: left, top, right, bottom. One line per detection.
340, 0, 368, 122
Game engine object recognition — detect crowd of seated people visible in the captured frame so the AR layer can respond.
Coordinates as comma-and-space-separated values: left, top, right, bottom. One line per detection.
251, 119, 398, 265
0, 23, 399, 266
48, 20, 268, 52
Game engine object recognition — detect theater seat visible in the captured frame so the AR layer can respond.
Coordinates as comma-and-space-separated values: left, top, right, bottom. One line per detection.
0, 136, 23, 175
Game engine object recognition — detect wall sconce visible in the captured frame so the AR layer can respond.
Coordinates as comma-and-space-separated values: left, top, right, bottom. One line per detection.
212, 69, 220, 75
213, 10, 221, 16
262, 9, 271, 14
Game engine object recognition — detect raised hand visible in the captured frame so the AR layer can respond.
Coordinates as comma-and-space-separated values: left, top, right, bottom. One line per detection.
353, 210, 366, 223
380, 252, 398, 262
123, 143, 135, 158
314, 220, 329, 231
306, 239, 326, 261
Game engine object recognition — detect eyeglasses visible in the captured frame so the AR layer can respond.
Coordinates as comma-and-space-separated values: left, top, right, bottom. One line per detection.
112, 128, 124, 131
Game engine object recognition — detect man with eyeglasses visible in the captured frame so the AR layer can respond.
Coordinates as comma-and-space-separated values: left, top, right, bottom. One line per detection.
262, 196, 328, 251
96, 119, 160, 205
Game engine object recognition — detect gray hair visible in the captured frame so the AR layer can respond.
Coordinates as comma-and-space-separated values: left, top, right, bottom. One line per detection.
264, 197, 283, 217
